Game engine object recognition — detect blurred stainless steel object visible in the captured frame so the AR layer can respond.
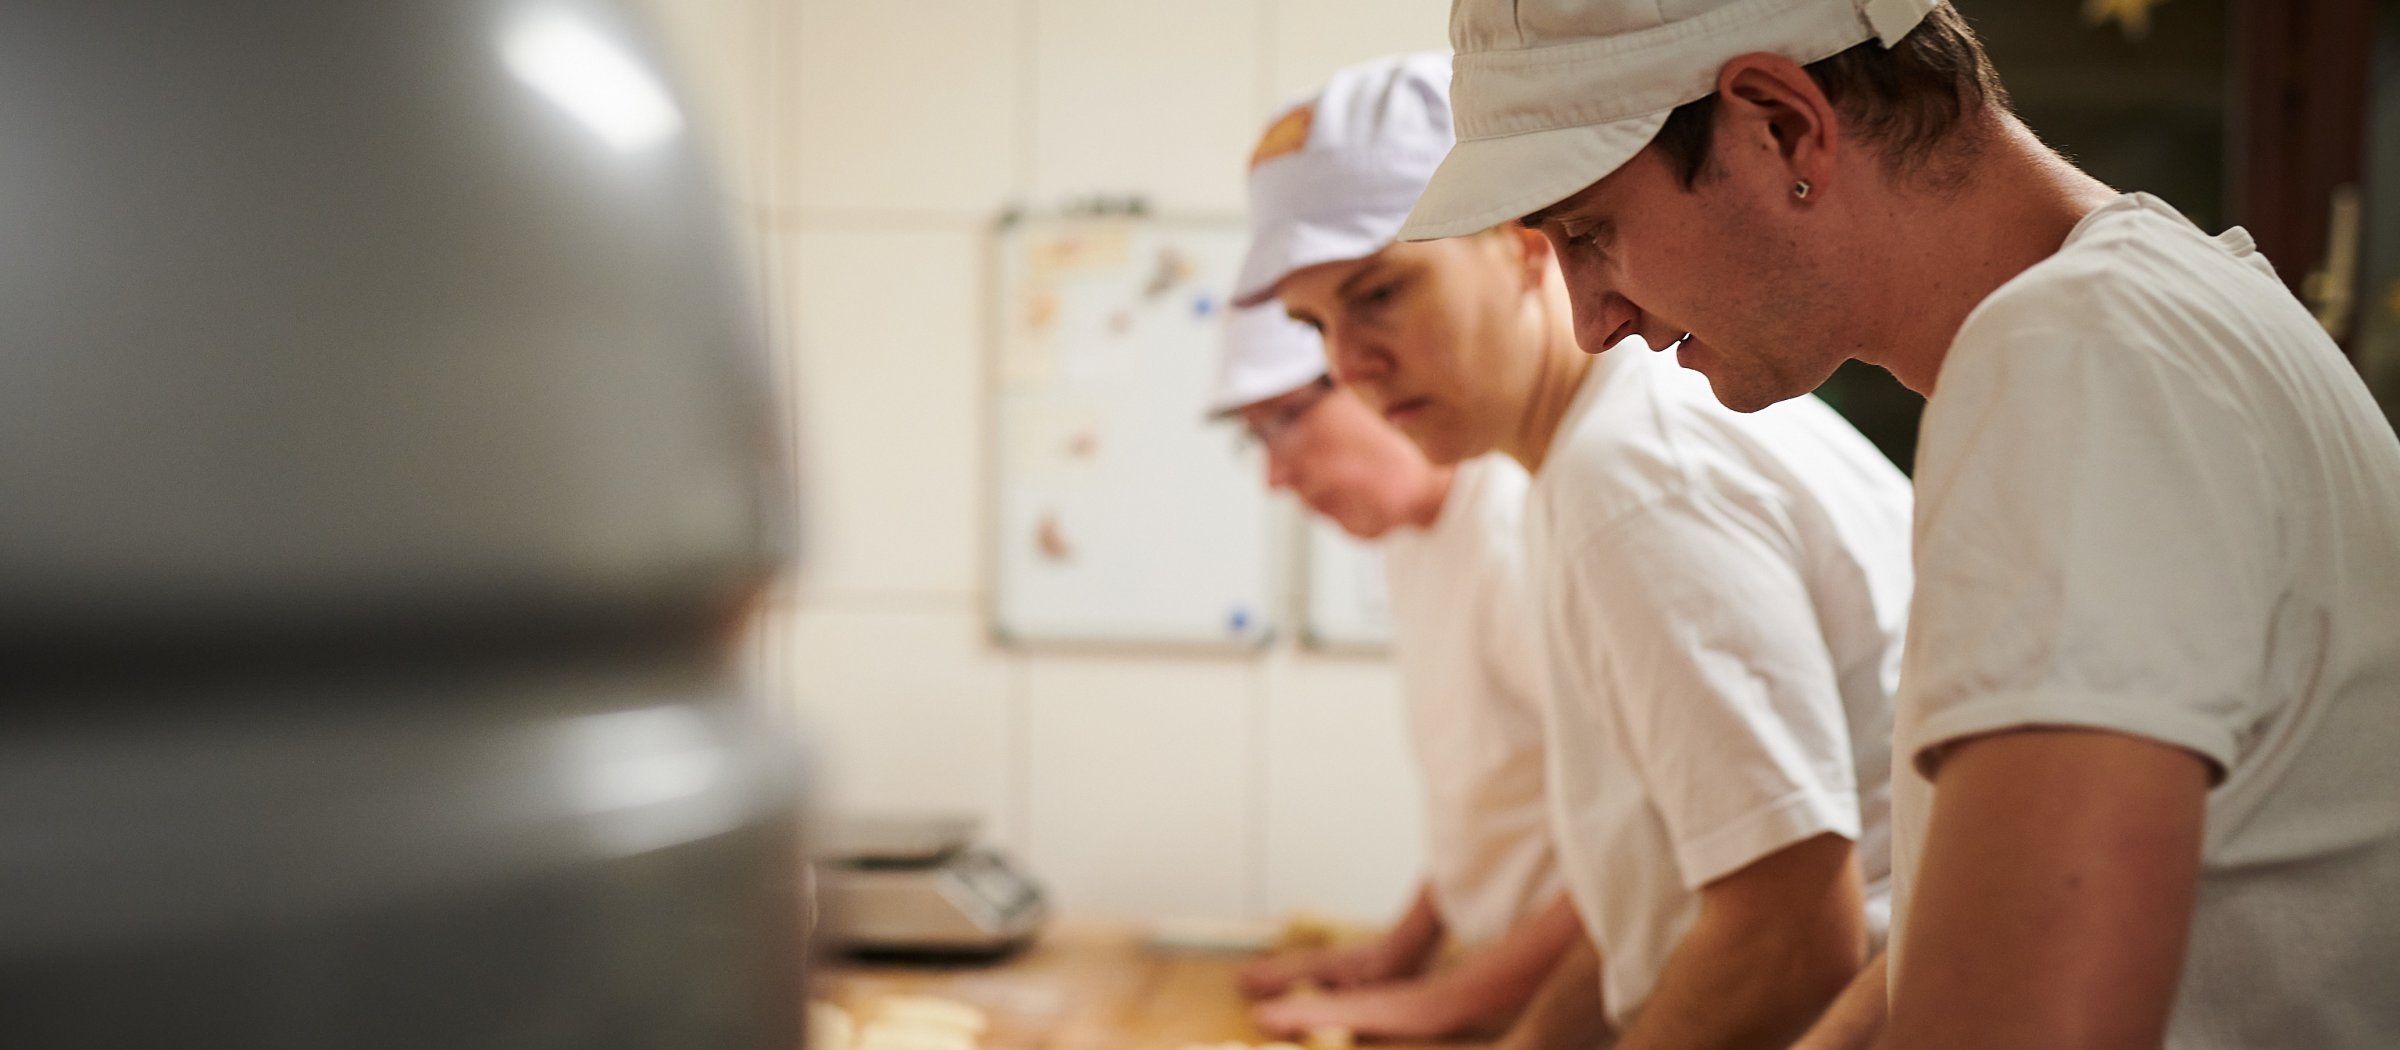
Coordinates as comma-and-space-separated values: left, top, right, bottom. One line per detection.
818, 816, 1049, 959
0, 2, 802, 1047
820, 814, 988, 868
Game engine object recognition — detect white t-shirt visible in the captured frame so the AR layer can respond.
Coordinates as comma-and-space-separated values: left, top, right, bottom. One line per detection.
1525, 345, 1913, 1031
1891, 192, 2400, 1049
1382, 454, 1564, 948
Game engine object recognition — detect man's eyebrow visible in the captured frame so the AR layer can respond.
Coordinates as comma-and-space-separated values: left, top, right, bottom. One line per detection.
1521, 184, 1609, 230
1518, 203, 1564, 229
1334, 258, 1392, 300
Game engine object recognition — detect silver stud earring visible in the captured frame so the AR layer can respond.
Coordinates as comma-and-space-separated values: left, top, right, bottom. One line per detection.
1793, 179, 1812, 200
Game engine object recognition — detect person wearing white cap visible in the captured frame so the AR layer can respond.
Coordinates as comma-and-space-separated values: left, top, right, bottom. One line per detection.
1240, 52, 1915, 1050
1406, 3, 2400, 1049
1211, 303, 1586, 1043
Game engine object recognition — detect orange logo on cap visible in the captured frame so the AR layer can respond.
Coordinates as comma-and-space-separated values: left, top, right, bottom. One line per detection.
1250, 104, 1313, 170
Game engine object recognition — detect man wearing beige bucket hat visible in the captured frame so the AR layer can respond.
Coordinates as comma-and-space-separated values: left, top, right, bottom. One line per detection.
1408, 3, 2400, 1049
1240, 52, 1916, 1050
1209, 304, 1588, 1044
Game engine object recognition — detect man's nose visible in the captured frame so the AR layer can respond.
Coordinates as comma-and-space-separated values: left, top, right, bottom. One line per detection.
1322, 327, 1378, 386
1546, 242, 1641, 354
1263, 447, 1297, 491
1566, 288, 1641, 355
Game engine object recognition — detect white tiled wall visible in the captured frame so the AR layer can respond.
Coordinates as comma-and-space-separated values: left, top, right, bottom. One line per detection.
650, 0, 1451, 923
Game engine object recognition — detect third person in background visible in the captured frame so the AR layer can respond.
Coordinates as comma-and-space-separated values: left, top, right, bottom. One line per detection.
1214, 304, 1587, 1044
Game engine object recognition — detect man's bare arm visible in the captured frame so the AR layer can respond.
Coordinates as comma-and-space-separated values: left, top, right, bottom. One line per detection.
1613, 833, 1868, 1050
1887, 729, 2208, 1050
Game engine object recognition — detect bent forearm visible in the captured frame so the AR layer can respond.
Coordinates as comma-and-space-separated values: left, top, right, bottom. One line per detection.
1791, 950, 1886, 1050
1378, 881, 1447, 978
1614, 834, 1867, 1050
1613, 913, 1857, 1050
1407, 892, 1584, 1031
1495, 935, 1609, 1050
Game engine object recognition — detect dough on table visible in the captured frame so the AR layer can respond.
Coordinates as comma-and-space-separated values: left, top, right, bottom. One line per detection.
816, 994, 988, 1050
808, 1001, 855, 1050
853, 1023, 974, 1050
1276, 913, 1343, 952
1174, 1043, 1304, 1050
871, 994, 989, 1037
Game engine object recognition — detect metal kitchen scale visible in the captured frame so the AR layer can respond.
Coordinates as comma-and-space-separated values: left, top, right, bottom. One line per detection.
816, 814, 1049, 959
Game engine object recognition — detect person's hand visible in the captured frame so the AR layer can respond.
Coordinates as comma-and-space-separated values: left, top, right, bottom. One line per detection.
1236, 941, 1401, 1000
1252, 984, 1453, 1043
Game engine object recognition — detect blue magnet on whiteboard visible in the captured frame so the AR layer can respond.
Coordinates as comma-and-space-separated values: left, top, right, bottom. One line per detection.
1229, 606, 1251, 633
1193, 293, 1217, 318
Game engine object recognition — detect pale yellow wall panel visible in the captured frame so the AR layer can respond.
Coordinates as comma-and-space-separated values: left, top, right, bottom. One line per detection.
1260, 653, 1426, 923
789, 0, 1022, 213
1031, 0, 1260, 213
1024, 656, 1256, 918
786, 606, 1021, 848
1266, 0, 1454, 106
786, 226, 986, 598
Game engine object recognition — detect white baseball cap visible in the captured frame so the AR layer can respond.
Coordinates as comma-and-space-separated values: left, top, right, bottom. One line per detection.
1207, 303, 1327, 416
1399, 0, 1940, 242
1232, 52, 1455, 308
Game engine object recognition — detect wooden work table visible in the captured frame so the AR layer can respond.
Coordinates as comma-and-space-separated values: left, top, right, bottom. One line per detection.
820, 922, 1482, 1050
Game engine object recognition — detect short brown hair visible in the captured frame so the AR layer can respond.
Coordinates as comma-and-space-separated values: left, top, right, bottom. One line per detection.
1650, 4, 2010, 188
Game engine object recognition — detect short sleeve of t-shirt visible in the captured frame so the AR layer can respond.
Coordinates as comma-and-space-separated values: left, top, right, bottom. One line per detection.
1554, 488, 1865, 889
1903, 307, 2282, 780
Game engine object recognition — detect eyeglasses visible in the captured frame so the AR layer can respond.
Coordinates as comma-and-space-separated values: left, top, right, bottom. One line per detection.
1244, 376, 1334, 449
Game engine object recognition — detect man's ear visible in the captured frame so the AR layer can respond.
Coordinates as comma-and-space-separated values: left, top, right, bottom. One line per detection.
1501, 224, 1554, 292
1714, 53, 1840, 197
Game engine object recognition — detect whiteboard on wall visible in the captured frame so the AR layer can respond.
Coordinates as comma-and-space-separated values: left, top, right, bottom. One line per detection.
988, 211, 1279, 650
1302, 517, 1393, 652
